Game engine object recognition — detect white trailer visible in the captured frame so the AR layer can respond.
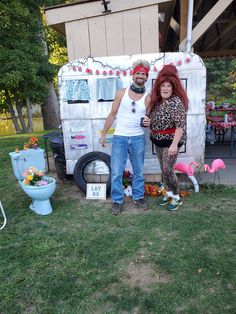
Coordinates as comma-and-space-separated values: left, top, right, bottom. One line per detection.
58, 52, 206, 192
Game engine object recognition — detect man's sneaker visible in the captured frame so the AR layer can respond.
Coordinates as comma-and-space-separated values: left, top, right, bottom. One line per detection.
133, 198, 149, 210
157, 196, 172, 206
112, 203, 122, 215
167, 199, 183, 211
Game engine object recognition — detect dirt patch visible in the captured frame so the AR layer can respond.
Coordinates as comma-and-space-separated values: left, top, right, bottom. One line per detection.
121, 196, 150, 215
121, 262, 171, 291
54, 180, 151, 213
54, 181, 83, 201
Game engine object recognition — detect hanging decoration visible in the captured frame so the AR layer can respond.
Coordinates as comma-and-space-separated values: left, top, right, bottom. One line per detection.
177, 60, 182, 66
59, 53, 195, 78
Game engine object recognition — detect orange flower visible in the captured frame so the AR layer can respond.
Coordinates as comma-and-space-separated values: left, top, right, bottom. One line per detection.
29, 137, 38, 144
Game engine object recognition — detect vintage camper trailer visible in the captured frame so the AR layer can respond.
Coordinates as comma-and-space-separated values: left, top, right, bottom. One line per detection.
58, 52, 206, 192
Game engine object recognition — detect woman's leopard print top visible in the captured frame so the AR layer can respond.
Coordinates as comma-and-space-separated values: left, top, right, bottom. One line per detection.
150, 95, 187, 142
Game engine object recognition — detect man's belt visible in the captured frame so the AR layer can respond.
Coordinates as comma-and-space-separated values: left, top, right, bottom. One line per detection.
151, 128, 176, 135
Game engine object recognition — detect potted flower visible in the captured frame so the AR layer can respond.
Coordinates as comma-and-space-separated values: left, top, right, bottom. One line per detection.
28, 137, 39, 149
22, 167, 52, 186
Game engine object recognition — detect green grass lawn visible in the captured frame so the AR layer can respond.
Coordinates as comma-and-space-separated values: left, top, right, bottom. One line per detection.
0, 133, 236, 313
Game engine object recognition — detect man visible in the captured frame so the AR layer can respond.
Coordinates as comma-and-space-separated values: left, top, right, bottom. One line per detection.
100, 59, 151, 215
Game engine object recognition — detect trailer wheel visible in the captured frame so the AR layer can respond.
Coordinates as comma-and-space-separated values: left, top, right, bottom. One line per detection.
74, 152, 111, 193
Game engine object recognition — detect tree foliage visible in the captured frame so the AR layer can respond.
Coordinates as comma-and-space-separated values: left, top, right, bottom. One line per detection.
204, 58, 236, 102
0, 0, 67, 132
0, 1, 53, 97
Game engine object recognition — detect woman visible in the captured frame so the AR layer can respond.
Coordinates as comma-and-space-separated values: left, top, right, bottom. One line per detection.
149, 64, 188, 210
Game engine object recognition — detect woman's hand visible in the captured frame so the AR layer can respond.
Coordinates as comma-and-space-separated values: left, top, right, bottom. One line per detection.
142, 116, 151, 127
168, 143, 178, 156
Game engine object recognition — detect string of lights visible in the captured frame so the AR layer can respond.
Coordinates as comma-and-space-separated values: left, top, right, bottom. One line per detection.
62, 54, 193, 74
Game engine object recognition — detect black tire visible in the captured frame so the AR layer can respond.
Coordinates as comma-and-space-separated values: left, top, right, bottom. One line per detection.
74, 152, 111, 193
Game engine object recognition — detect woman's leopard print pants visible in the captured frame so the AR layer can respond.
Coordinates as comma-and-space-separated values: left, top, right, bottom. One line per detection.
156, 146, 180, 195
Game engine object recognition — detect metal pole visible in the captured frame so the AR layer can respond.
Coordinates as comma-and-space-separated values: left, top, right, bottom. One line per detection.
186, 0, 194, 52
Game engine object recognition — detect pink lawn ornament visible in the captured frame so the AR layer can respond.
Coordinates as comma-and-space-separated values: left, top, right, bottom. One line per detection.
174, 161, 199, 192
204, 159, 226, 174
174, 161, 198, 176
204, 159, 226, 185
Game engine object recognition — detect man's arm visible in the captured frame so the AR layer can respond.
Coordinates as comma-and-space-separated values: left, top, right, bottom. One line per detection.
100, 89, 125, 147
143, 94, 151, 127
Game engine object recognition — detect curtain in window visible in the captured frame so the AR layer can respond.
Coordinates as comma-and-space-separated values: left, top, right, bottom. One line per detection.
62, 80, 89, 101
96, 77, 122, 101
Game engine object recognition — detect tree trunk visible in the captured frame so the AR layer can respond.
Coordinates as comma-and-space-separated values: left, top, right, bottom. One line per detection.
41, 81, 60, 130
25, 96, 33, 132
37, 17, 60, 130
5, 90, 22, 133
15, 99, 28, 133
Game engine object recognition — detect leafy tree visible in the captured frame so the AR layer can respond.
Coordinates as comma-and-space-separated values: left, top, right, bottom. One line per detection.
225, 59, 236, 99
205, 58, 235, 103
0, 0, 67, 132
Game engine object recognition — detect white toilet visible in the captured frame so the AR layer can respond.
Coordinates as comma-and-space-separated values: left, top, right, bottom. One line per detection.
9, 148, 56, 215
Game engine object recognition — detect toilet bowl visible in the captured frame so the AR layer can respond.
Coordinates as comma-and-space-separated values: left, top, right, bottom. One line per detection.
9, 148, 56, 215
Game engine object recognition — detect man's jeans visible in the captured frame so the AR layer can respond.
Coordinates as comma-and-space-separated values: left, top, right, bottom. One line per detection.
111, 134, 145, 204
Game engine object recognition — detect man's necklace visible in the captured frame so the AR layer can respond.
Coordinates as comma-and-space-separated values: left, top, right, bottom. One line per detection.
130, 84, 146, 94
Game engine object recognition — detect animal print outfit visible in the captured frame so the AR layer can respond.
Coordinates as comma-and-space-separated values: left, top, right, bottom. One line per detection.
149, 95, 187, 194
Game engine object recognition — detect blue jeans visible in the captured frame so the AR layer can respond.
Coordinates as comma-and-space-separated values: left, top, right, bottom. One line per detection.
111, 135, 145, 204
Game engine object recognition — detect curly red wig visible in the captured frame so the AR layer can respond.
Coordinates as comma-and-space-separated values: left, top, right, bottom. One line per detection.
150, 64, 189, 111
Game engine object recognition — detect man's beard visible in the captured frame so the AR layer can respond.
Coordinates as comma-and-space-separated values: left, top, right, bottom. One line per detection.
133, 79, 145, 87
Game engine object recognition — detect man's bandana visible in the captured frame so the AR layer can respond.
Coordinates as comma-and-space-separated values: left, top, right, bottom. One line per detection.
133, 65, 149, 77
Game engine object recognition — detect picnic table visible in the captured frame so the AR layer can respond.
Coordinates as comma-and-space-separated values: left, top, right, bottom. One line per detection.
206, 116, 236, 156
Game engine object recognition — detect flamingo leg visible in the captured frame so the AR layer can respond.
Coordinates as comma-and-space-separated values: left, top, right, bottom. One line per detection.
217, 172, 221, 185
183, 174, 187, 191
213, 173, 216, 186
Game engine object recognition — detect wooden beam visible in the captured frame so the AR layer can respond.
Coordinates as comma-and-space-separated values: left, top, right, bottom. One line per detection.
198, 49, 236, 58
180, 0, 234, 48
193, 0, 203, 17
160, 0, 176, 50
170, 17, 179, 36
205, 18, 236, 50
225, 34, 236, 48
180, 0, 188, 42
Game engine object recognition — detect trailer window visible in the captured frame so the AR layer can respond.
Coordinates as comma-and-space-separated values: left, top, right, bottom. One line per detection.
96, 77, 122, 102
62, 79, 89, 103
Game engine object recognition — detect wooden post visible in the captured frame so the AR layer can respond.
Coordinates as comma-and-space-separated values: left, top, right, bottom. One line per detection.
179, 0, 188, 51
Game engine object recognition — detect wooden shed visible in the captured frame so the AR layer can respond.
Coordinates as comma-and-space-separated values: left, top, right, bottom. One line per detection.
45, 0, 236, 60
45, 0, 174, 61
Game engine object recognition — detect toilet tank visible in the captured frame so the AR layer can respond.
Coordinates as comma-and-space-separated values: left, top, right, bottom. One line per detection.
9, 148, 45, 181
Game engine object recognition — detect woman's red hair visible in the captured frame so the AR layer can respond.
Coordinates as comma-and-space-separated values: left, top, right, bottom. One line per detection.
150, 64, 189, 111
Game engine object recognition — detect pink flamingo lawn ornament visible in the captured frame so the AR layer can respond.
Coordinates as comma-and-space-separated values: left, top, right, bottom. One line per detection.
204, 159, 226, 185
174, 161, 199, 192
